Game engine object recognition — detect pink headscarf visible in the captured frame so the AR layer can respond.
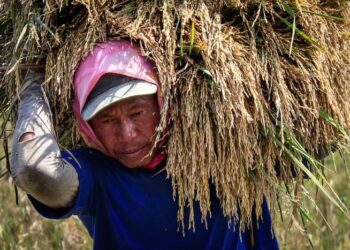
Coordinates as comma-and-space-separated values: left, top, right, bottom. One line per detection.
73, 40, 165, 168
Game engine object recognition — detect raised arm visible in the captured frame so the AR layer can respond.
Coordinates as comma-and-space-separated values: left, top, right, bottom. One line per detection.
10, 71, 79, 208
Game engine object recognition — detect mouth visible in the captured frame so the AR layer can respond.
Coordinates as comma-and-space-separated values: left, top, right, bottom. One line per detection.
119, 144, 149, 159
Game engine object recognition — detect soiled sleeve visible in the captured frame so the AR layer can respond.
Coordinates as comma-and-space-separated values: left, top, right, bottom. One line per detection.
10, 72, 79, 209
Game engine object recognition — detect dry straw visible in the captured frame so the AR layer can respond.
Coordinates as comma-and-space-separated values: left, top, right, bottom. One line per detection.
1, 0, 350, 233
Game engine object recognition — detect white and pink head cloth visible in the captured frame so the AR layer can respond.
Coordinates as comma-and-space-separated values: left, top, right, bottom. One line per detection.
73, 39, 164, 168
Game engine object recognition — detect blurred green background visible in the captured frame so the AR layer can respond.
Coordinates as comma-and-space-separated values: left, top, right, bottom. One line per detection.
0, 119, 93, 249
275, 151, 350, 250
0, 180, 92, 249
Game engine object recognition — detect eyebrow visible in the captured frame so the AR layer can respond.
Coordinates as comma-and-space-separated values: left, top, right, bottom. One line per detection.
125, 97, 149, 109
95, 113, 113, 120
100, 113, 113, 117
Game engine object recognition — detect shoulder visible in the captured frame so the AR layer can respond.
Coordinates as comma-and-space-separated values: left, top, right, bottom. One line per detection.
61, 147, 104, 167
62, 147, 98, 159
61, 147, 125, 175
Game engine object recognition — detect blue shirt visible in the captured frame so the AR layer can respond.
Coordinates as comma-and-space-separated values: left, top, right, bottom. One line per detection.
29, 148, 279, 250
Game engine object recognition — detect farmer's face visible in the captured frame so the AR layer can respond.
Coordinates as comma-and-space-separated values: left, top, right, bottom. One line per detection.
90, 95, 160, 168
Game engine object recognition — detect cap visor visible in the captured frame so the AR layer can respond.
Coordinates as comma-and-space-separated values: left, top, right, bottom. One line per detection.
82, 80, 157, 121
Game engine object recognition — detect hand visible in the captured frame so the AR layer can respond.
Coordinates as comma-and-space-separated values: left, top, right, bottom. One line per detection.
21, 70, 45, 97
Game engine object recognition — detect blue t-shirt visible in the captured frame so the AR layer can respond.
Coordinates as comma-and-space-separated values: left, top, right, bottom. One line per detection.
29, 148, 279, 250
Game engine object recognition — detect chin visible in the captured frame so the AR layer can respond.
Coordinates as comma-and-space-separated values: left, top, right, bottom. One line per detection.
111, 145, 156, 168
118, 156, 153, 169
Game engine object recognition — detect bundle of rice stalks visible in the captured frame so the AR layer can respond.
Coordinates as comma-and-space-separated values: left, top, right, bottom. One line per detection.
1, 0, 350, 233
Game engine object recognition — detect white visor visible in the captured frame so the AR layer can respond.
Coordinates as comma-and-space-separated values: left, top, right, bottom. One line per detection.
82, 80, 157, 121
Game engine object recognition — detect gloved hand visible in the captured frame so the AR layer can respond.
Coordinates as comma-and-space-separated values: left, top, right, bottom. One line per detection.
15, 70, 53, 142
10, 70, 79, 208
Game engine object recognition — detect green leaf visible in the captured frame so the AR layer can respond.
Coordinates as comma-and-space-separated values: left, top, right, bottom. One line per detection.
180, 29, 184, 59
275, 14, 321, 48
274, 138, 349, 217
299, 206, 320, 229
299, 208, 315, 250
282, 1, 295, 17
301, 10, 345, 21
319, 110, 350, 142
280, 2, 344, 21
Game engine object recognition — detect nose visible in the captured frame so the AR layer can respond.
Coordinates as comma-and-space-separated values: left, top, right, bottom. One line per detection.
118, 118, 138, 143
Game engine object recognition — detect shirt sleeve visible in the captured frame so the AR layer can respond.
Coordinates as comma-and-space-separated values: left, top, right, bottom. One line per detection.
28, 149, 96, 219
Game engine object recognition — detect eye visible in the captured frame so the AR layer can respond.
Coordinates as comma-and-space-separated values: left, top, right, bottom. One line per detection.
130, 111, 144, 118
101, 118, 114, 124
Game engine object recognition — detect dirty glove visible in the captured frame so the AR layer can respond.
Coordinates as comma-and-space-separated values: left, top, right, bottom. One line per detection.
10, 71, 79, 208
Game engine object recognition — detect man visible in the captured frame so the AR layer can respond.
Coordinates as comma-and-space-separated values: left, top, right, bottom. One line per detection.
10, 40, 279, 249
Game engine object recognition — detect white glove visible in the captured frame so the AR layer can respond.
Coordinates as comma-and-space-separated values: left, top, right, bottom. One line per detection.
10, 71, 79, 208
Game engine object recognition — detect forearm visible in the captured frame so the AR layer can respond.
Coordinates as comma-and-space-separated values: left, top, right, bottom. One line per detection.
10, 72, 78, 208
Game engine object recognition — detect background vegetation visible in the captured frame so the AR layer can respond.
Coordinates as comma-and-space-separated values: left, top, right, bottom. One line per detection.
276, 151, 350, 250
0, 119, 92, 249
0, 179, 92, 250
